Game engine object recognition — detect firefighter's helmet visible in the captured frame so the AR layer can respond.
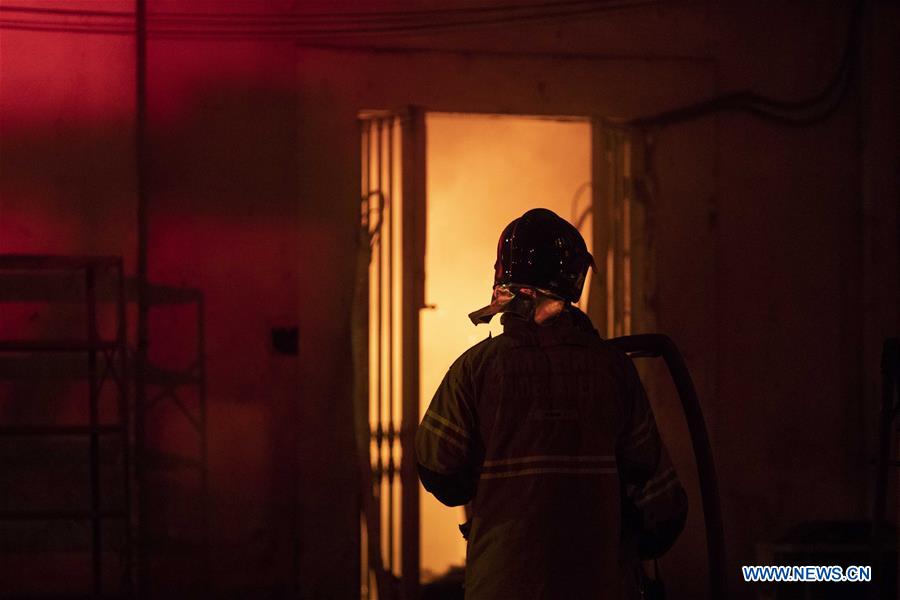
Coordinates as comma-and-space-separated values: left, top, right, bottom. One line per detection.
493, 208, 594, 302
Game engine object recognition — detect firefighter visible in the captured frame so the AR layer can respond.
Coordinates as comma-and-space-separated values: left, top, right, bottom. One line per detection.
416, 208, 688, 599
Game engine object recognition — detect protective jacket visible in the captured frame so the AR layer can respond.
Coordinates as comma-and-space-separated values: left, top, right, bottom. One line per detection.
416, 307, 687, 599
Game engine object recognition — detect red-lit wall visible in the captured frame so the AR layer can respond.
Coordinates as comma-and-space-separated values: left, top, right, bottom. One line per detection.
1, 1, 309, 595
1, 1, 898, 597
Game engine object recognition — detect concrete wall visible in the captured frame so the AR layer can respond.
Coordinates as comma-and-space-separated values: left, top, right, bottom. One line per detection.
1, 1, 898, 597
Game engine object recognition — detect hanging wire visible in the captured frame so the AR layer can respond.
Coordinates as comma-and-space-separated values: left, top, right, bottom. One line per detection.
621, 0, 863, 129
570, 181, 593, 230
152, 0, 658, 22
0, 1, 647, 21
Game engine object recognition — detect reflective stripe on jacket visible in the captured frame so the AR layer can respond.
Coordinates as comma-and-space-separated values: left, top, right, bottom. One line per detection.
416, 308, 687, 599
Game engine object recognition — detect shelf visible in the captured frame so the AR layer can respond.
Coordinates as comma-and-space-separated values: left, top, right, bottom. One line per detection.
0, 425, 124, 437
144, 364, 200, 387
0, 355, 113, 380
0, 254, 121, 270
0, 253, 134, 595
0, 340, 122, 353
0, 509, 127, 521
146, 282, 202, 305
144, 534, 209, 552
142, 449, 205, 471
0, 261, 202, 310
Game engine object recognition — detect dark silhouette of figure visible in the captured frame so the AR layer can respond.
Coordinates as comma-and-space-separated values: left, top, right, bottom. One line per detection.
417, 208, 687, 599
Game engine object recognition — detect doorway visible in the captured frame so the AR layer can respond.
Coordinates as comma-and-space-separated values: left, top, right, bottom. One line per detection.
357, 109, 639, 598
420, 113, 593, 581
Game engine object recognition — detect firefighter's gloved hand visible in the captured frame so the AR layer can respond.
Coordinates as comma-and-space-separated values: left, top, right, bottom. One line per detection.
636, 561, 666, 600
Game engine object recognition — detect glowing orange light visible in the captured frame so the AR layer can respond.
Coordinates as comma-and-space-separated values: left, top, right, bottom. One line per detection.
420, 112, 592, 581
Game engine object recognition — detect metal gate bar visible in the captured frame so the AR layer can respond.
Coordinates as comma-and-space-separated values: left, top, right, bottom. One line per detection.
358, 110, 424, 600
361, 113, 403, 599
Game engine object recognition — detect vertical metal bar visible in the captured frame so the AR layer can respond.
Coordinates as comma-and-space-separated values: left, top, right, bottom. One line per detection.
360, 119, 374, 600
626, 134, 650, 335
116, 259, 133, 596
622, 139, 632, 335
400, 107, 425, 599
590, 119, 611, 338
86, 265, 102, 596
610, 133, 618, 336
361, 119, 369, 219
376, 118, 388, 573
373, 119, 384, 565
369, 119, 382, 595
134, 0, 149, 595
606, 131, 617, 337
386, 117, 395, 574
197, 296, 211, 590
613, 132, 626, 338
358, 118, 367, 600
361, 517, 369, 600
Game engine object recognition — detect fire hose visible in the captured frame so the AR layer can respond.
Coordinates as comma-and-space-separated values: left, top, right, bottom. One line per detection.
610, 334, 726, 600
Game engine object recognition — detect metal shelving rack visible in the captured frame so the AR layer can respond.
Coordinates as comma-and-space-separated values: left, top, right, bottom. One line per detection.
136, 282, 210, 595
0, 254, 132, 597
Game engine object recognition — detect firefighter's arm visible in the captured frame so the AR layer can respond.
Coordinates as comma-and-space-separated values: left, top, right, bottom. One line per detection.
616, 356, 688, 559
415, 355, 479, 507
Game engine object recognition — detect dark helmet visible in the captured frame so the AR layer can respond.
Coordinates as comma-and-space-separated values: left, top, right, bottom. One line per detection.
494, 208, 595, 302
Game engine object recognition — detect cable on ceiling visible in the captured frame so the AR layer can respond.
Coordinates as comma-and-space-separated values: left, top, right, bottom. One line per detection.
621, 0, 862, 129
0, 1, 664, 39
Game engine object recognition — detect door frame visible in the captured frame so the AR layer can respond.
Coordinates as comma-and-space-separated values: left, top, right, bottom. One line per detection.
358, 107, 647, 599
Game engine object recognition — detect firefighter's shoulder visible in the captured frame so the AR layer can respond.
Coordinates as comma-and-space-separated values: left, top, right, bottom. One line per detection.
449, 331, 515, 374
